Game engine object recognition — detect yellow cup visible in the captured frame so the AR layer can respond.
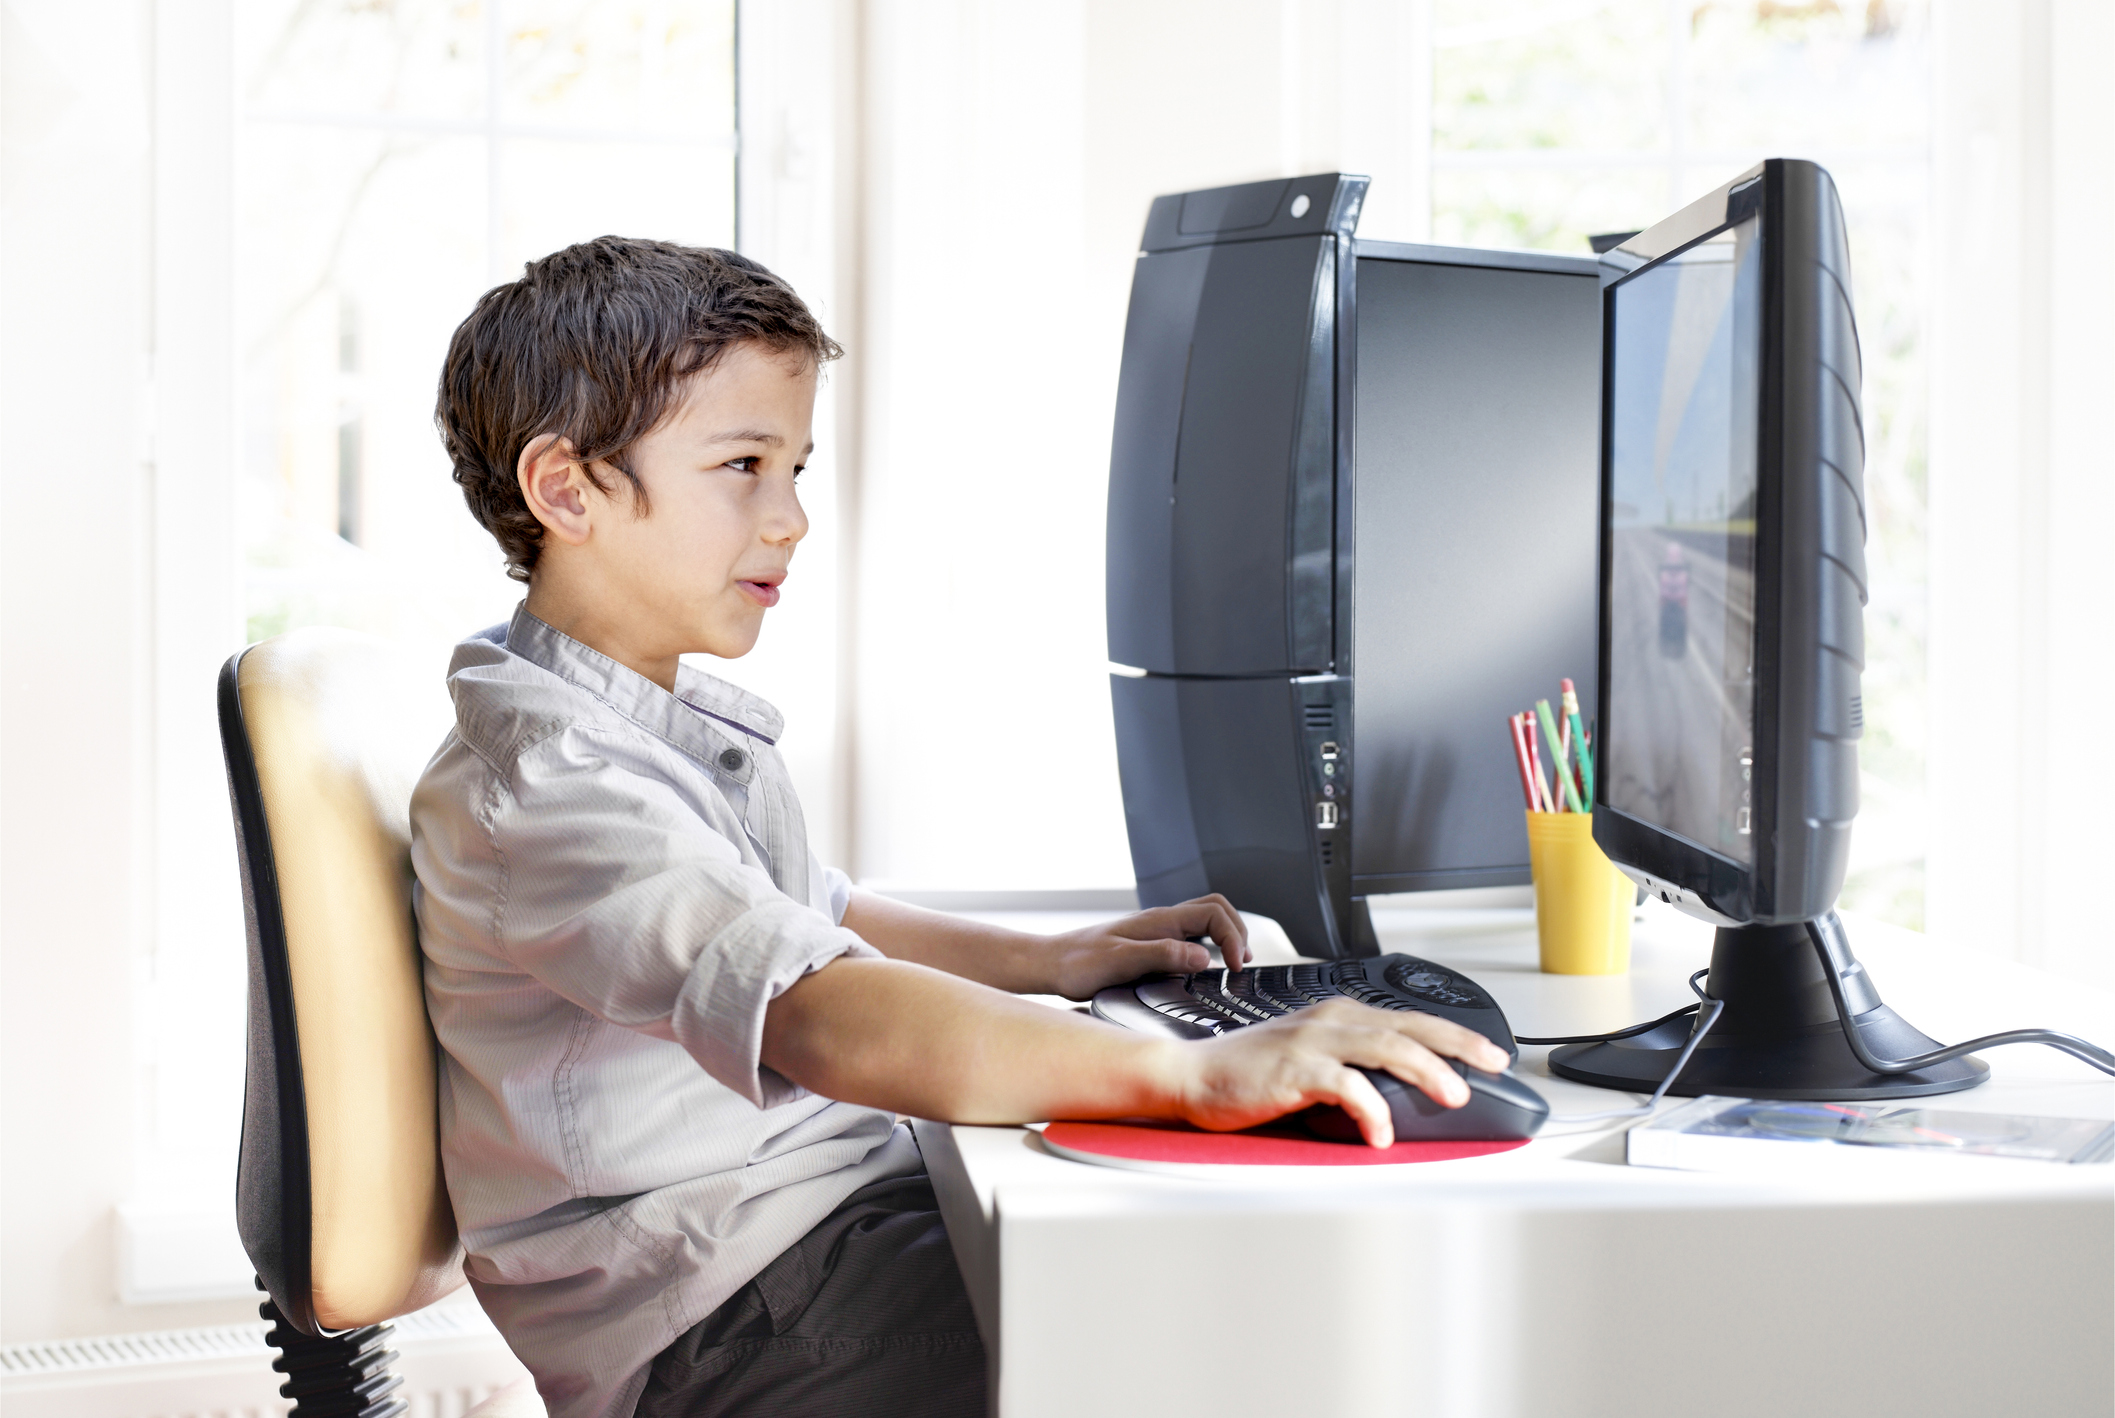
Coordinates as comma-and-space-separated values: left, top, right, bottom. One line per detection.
1525, 810, 1633, 975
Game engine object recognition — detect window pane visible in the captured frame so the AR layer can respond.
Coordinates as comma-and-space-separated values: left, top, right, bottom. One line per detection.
239, 0, 486, 121
1685, 2, 1929, 153
497, 139, 736, 276
1433, 1, 1669, 155
502, 0, 737, 131
235, 0, 739, 677
236, 124, 507, 658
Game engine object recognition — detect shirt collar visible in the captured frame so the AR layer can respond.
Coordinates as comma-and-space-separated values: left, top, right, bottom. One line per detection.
503, 603, 785, 758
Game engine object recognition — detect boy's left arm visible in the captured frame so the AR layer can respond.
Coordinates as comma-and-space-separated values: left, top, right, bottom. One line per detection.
838, 890, 1249, 1001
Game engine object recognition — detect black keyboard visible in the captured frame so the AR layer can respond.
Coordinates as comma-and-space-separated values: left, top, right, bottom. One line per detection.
1089, 954, 1521, 1064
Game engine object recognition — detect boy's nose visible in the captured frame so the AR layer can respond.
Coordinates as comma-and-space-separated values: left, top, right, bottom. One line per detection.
765, 485, 809, 545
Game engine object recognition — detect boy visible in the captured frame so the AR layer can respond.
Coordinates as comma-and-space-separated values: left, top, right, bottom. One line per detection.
413, 237, 1506, 1418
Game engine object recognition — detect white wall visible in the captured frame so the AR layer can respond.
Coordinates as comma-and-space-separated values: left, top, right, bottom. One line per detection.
0, 0, 258, 1342
847, 0, 1430, 892
1928, 0, 2115, 988
730, 0, 861, 868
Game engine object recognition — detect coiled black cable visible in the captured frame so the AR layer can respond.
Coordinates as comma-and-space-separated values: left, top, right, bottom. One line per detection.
1806, 916, 2115, 1078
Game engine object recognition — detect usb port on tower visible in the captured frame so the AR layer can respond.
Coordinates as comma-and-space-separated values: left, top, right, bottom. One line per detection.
1316, 801, 1338, 829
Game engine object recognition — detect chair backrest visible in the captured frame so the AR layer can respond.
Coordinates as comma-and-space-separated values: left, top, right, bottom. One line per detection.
218, 627, 462, 1334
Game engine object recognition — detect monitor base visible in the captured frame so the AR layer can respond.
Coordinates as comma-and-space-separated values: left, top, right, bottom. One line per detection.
1548, 918, 1989, 1101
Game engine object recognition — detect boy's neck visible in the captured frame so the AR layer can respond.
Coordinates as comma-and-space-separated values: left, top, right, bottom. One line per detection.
524, 581, 683, 693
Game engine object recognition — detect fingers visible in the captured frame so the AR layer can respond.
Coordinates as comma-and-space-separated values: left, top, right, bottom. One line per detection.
1186, 894, 1250, 967
1341, 1022, 1469, 1109
1330, 1065, 1395, 1148
1178, 1003, 1509, 1146
1412, 1015, 1514, 1070
1174, 997, 1519, 1149
1385, 1008, 1512, 1075
1128, 936, 1211, 976
1122, 895, 1249, 967
1286, 1000, 1504, 1108
1296, 998, 1505, 1073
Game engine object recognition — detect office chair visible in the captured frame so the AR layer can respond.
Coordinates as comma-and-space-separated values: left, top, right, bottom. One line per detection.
218, 628, 544, 1418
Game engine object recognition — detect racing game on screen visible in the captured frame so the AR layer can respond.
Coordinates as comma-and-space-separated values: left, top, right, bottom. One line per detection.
1605, 219, 1762, 865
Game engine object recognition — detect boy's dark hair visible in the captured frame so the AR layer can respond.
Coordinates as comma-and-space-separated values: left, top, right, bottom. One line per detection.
437, 236, 841, 581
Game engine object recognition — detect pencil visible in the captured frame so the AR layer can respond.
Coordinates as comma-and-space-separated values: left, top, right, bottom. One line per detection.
1522, 713, 1555, 812
1556, 713, 1571, 810
1537, 699, 1584, 813
1507, 714, 1538, 810
1561, 678, 1594, 807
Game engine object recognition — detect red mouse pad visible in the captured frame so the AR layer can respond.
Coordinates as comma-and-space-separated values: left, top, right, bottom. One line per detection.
1041, 1119, 1529, 1169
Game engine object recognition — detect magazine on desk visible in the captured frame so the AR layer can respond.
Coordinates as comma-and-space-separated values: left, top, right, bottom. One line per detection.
1627, 1096, 2115, 1176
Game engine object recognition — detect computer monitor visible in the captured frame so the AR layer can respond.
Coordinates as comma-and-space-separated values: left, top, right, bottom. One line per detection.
1551, 159, 1985, 1100
1349, 248, 1601, 898
1104, 174, 1603, 957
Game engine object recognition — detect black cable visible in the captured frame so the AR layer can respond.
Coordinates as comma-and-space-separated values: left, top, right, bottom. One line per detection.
1543, 970, 1726, 1126
1806, 917, 2115, 1079
1517, 1001, 1700, 1047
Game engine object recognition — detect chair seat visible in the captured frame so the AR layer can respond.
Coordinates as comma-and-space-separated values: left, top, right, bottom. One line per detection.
465, 1375, 547, 1417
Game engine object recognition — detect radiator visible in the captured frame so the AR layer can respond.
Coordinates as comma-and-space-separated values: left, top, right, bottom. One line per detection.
0, 1298, 531, 1418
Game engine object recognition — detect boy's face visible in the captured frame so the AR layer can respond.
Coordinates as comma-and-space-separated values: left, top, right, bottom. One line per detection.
525, 341, 818, 671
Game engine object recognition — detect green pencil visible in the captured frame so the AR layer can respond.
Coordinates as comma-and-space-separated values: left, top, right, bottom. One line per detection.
1561, 678, 1594, 807
1536, 699, 1584, 813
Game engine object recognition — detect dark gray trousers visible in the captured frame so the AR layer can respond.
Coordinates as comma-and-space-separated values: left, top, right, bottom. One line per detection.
634, 1171, 986, 1418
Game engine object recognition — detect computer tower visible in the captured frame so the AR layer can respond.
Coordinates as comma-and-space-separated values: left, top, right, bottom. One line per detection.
1106, 173, 1603, 957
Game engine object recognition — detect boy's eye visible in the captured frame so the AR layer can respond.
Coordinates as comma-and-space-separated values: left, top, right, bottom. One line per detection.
727, 456, 761, 473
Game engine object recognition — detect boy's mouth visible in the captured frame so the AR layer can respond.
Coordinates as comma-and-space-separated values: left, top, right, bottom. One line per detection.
738, 576, 783, 608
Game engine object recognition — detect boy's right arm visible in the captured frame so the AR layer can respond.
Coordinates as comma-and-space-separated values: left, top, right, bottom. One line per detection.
760, 956, 1511, 1149
440, 731, 1502, 1145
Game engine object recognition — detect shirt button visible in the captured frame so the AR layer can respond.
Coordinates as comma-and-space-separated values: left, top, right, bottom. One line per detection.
718, 748, 747, 772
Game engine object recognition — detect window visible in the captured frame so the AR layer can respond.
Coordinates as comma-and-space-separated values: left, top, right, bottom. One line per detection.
1431, 0, 1932, 926
130, 1, 739, 1296
237, 0, 738, 671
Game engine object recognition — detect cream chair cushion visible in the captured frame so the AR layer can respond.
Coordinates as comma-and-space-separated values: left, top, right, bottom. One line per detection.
238, 627, 463, 1329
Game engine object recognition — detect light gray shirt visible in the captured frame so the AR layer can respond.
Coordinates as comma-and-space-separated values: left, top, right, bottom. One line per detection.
411, 605, 918, 1418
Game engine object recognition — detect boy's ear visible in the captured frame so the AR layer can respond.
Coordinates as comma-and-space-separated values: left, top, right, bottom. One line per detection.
518, 434, 596, 547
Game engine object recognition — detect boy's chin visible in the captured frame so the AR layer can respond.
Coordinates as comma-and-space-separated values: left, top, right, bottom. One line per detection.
686, 616, 765, 661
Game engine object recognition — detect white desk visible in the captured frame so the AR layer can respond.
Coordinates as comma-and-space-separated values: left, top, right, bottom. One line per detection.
917, 904, 2115, 1418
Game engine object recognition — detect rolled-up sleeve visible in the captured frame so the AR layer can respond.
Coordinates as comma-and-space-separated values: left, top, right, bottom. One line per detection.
485, 725, 876, 1109
821, 865, 854, 926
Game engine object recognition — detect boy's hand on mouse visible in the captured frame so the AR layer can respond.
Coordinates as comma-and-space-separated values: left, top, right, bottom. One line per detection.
1163, 1000, 1512, 1148
1039, 894, 1250, 1000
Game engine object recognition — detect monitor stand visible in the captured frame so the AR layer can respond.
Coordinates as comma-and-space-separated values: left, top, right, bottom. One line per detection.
1548, 911, 1987, 1100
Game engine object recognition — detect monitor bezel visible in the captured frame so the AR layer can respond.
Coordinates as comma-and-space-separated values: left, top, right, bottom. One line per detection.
1591, 163, 1778, 927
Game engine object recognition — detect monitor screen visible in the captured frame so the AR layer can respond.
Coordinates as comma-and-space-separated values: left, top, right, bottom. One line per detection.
1352, 253, 1602, 891
1603, 218, 1763, 866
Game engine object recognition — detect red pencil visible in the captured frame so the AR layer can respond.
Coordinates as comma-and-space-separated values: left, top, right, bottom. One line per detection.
1521, 712, 1555, 812
1507, 713, 1538, 809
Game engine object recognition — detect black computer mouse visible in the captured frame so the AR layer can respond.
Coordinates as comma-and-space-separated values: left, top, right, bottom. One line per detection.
1300, 1059, 1549, 1143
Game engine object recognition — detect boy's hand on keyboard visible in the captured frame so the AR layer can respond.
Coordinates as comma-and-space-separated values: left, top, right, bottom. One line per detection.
1041, 895, 1251, 1000
1170, 1000, 1511, 1148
